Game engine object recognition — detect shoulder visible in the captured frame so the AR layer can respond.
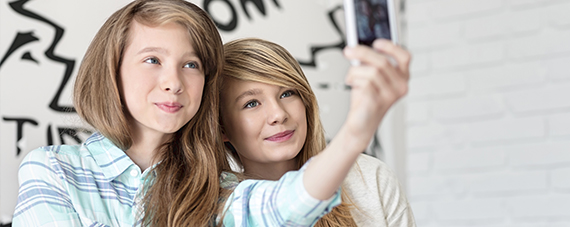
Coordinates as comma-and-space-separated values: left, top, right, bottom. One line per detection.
18, 133, 107, 181
20, 145, 81, 168
21, 132, 117, 166
14, 145, 89, 226
18, 145, 82, 181
347, 154, 397, 184
355, 153, 390, 171
344, 154, 416, 227
345, 154, 410, 195
343, 153, 403, 200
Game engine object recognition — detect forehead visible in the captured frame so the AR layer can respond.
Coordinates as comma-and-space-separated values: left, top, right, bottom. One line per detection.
221, 78, 276, 100
223, 77, 263, 96
227, 77, 289, 90
125, 19, 193, 50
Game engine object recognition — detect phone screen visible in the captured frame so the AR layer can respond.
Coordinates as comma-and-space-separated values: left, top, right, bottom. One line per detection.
354, 0, 392, 46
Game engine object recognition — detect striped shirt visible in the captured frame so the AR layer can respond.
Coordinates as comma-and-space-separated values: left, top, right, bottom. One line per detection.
219, 162, 341, 227
13, 132, 340, 227
12, 132, 149, 227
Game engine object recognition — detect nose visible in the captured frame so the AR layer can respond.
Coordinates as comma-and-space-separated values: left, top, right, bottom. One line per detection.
266, 100, 288, 125
160, 67, 184, 94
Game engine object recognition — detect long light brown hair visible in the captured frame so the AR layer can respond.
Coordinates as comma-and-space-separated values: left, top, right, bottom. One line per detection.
74, 0, 230, 226
220, 38, 357, 227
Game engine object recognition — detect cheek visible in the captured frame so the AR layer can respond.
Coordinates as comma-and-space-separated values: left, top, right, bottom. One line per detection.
220, 112, 241, 141
120, 70, 147, 95
294, 102, 308, 124
234, 116, 255, 137
119, 75, 134, 105
296, 104, 309, 139
300, 114, 308, 138
121, 79, 146, 105
185, 76, 205, 96
226, 113, 260, 142
119, 70, 153, 113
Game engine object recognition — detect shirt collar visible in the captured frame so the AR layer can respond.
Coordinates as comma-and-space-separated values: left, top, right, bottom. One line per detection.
83, 132, 137, 180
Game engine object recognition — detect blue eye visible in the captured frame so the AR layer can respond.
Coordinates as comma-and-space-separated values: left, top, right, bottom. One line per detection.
184, 62, 199, 69
244, 100, 259, 109
144, 57, 159, 64
280, 90, 295, 99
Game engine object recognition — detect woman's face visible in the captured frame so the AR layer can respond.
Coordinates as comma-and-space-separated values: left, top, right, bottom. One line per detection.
120, 20, 205, 138
221, 78, 307, 170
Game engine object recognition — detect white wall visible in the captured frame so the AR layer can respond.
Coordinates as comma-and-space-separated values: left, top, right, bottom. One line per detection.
405, 0, 570, 226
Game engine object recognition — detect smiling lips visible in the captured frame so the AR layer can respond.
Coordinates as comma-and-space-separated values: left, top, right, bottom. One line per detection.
265, 130, 295, 142
155, 102, 182, 113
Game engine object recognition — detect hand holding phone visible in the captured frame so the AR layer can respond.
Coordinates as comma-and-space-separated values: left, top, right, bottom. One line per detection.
344, 0, 399, 65
345, 0, 398, 46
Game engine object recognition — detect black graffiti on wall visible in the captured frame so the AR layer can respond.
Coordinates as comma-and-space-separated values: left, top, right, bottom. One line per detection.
1, 0, 90, 158
0, 31, 39, 66
203, 0, 347, 68
296, 5, 346, 67
204, 0, 281, 31
3, 0, 76, 112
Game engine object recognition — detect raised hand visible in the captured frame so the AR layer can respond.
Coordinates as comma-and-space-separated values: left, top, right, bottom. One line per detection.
343, 39, 411, 152
303, 39, 411, 201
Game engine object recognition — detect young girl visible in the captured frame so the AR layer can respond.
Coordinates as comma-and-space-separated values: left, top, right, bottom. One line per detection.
12, 0, 231, 226
218, 38, 415, 226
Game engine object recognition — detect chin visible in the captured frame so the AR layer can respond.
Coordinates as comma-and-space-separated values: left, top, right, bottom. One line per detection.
157, 125, 183, 134
274, 150, 301, 162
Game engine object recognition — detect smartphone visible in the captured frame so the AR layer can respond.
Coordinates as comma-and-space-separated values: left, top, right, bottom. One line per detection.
344, 0, 399, 47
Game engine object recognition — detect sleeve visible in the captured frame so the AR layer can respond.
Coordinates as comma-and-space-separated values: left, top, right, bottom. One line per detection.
11, 148, 83, 227
220, 163, 342, 227
374, 159, 416, 227
344, 154, 416, 227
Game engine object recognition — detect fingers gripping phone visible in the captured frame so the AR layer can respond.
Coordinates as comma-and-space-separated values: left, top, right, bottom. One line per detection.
344, 0, 399, 65
345, 0, 398, 46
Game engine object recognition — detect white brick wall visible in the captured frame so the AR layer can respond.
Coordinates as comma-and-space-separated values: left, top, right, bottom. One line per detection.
405, 0, 570, 225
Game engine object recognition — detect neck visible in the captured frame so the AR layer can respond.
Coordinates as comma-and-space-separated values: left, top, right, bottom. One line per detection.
242, 159, 297, 181
126, 126, 172, 171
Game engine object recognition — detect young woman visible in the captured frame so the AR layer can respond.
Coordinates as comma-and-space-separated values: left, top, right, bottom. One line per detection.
12, 0, 230, 226
218, 38, 415, 226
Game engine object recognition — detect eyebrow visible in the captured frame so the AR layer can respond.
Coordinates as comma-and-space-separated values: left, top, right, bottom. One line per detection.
235, 88, 263, 103
137, 47, 168, 55
137, 47, 199, 60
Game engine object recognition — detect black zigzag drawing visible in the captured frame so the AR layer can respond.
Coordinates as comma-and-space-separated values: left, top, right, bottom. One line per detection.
1, 0, 76, 112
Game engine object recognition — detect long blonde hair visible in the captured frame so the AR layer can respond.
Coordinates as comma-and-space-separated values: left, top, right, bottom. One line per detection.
74, 0, 230, 226
221, 38, 357, 227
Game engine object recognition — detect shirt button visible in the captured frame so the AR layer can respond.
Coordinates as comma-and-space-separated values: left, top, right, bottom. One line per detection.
130, 169, 138, 177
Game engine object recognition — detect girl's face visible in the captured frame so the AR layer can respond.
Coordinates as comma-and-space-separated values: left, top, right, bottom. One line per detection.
120, 20, 205, 138
221, 78, 307, 170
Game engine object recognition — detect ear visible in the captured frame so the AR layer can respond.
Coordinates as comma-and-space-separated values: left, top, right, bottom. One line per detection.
221, 125, 230, 142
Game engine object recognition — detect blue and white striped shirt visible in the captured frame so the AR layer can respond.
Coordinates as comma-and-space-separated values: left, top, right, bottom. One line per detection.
13, 132, 149, 227
219, 162, 341, 226
13, 132, 341, 227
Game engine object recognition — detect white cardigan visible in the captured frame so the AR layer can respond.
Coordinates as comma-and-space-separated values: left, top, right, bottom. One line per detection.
344, 154, 416, 227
